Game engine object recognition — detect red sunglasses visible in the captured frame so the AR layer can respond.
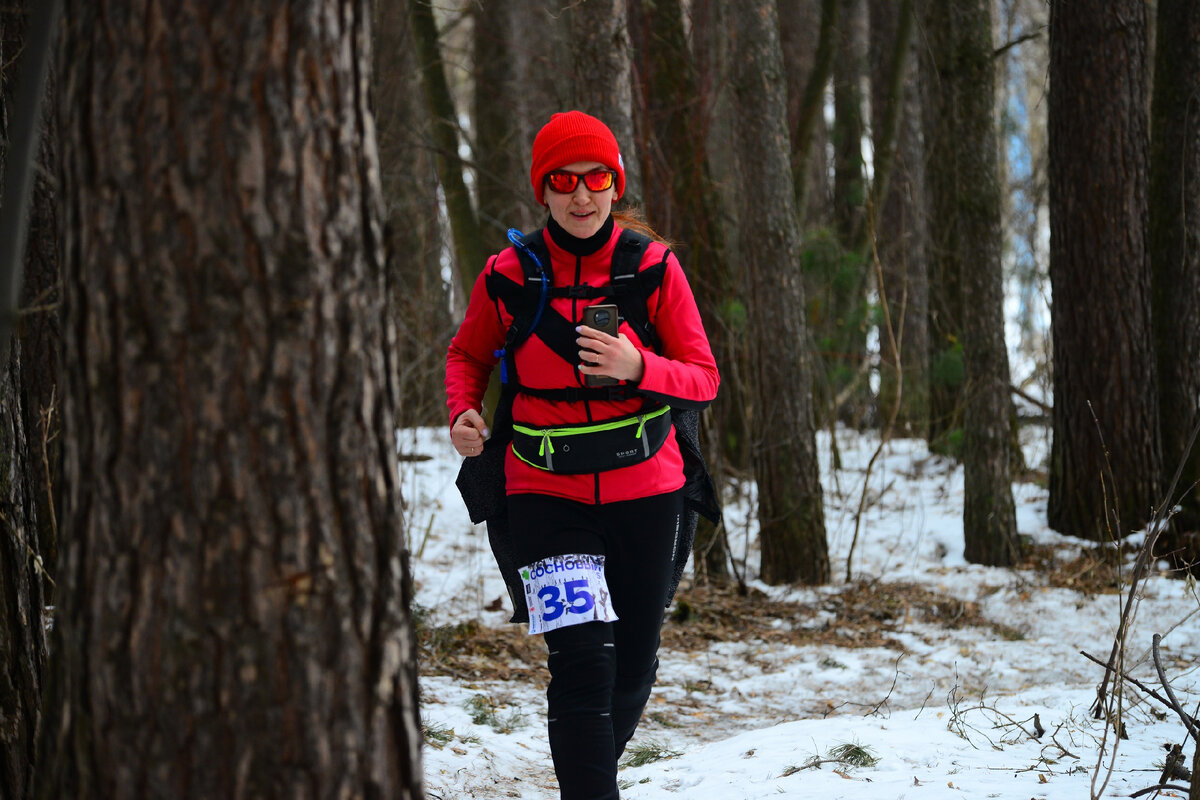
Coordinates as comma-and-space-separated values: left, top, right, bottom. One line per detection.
544, 169, 615, 194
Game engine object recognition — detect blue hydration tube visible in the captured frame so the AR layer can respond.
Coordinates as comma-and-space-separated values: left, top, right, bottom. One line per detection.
495, 228, 549, 384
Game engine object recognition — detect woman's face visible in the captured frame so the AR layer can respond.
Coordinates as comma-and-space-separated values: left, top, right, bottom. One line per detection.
544, 161, 616, 239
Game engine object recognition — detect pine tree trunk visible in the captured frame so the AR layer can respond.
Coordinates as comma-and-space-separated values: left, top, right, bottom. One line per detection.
474, 2, 538, 252
0, 6, 52, 796
627, 0, 732, 582
376, 0, 452, 428
566, 0, 641, 206
39, 3, 423, 798
1047, 0, 1161, 541
731, 0, 829, 586
1149, 0, 1200, 564
408, 0, 485, 297
919, 1, 966, 453
0, 341, 45, 800
869, 0, 928, 438
925, 0, 1018, 566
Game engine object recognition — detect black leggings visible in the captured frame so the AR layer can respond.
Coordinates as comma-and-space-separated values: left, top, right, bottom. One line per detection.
508, 491, 683, 800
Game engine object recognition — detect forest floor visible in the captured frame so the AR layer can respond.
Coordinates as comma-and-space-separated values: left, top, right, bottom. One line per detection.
403, 425, 1200, 799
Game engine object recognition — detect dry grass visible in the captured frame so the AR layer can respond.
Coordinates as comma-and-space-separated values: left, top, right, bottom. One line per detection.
1017, 540, 1131, 596
417, 577, 1034, 683
417, 615, 547, 683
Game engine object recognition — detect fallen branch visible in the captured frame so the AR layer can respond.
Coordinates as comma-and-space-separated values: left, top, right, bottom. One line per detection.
1129, 783, 1190, 798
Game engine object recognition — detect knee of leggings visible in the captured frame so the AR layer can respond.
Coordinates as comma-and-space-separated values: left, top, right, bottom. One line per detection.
613, 655, 659, 701
546, 641, 617, 717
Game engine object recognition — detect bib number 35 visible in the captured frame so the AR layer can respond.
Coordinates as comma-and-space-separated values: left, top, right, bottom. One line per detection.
520, 554, 618, 635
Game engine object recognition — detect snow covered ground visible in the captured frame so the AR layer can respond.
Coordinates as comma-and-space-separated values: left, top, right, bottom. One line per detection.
401, 424, 1200, 800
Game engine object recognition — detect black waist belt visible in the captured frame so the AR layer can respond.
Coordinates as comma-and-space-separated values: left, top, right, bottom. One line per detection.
511, 405, 673, 474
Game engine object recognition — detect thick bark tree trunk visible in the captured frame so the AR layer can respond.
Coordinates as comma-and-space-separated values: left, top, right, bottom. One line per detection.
474, 2, 539, 252
0, 341, 45, 800
565, 0, 641, 207
1149, 0, 1200, 565
39, 3, 423, 798
923, 0, 1019, 566
731, 0, 829, 586
627, 0, 732, 583
919, 1, 966, 453
0, 6, 52, 797
869, 0, 928, 438
376, 0, 451, 428
1047, 0, 1161, 541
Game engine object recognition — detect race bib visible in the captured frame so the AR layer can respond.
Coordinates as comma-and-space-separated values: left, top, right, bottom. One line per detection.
519, 554, 619, 635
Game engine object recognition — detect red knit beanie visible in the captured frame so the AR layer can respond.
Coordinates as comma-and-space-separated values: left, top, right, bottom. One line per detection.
529, 111, 626, 205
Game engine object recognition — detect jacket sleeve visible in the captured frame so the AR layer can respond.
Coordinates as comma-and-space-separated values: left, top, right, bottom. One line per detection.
445, 257, 506, 426
636, 250, 720, 410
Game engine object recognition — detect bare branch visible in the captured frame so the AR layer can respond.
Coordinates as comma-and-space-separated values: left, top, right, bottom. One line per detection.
1151, 634, 1200, 742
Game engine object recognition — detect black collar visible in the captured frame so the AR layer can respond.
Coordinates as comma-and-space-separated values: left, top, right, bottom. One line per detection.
546, 213, 614, 256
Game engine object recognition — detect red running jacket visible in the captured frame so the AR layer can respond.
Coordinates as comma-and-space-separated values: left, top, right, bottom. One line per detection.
445, 217, 719, 505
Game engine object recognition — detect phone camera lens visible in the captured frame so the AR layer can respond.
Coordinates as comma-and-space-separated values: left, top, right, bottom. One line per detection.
593, 310, 611, 326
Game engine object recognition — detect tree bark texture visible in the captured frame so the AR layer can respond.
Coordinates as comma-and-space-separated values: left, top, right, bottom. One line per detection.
731, 0, 829, 586
565, 0, 641, 207
41, 3, 423, 798
1047, 0, 1161, 541
627, 0, 732, 582
869, 0, 928, 438
375, 0, 453, 428
4, 3, 62, 590
1149, 0, 1200, 558
918, 0, 967, 452
0, 7, 52, 797
921, 0, 1018, 565
0, 341, 45, 800
474, 2, 541, 251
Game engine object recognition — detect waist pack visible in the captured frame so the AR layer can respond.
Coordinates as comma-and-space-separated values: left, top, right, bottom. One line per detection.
510, 404, 673, 474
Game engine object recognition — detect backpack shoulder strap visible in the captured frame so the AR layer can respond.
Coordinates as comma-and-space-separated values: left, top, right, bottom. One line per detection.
486, 229, 552, 386
610, 230, 666, 351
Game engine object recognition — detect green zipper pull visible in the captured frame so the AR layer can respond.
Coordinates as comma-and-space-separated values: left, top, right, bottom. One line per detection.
540, 430, 555, 470
636, 414, 650, 456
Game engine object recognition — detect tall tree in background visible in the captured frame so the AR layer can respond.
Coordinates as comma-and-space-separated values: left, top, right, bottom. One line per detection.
628, 0, 733, 582
566, 0, 641, 206
473, 2, 525, 254
779, 0, 834, 227
921, 0, 1019, 565
473, 2, 565, 242
731, 0, 829, 585
1149, 0, 1200, 565
0, 4, 54, 795
1047, 0, 1161, 541
831, 0, 866, 248
408, 0, 484, 296
919, 5, 965, 452
869, 0, 928, 438
812, 0, 871, 423
39, 3, 423, 797
780, 0, 837, 224
376, 0, 452, 427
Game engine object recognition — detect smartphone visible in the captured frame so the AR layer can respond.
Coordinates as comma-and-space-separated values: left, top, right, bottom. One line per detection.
581, 304, 620, 387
